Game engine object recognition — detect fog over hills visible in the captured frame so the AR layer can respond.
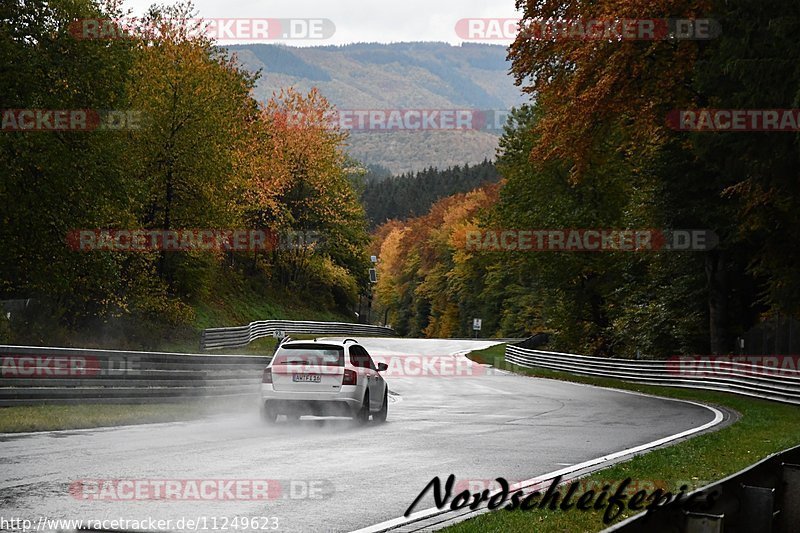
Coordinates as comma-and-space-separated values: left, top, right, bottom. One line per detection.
224, 42, 526, 173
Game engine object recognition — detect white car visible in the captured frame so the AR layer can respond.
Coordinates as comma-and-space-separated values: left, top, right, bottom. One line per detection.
260, 338, 388, 424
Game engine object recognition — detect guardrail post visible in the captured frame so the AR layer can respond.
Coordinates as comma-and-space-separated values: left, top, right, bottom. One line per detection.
739, 484, 775, 532
684, 512, 723, 533
778, 463, 800, 533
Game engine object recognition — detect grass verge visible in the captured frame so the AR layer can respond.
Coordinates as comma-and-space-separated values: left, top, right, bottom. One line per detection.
0, 403, 215, 433
159, 335, 280, 355
443, 344, 800, 533
191, 274, 349, 332
4, 271, 353, 353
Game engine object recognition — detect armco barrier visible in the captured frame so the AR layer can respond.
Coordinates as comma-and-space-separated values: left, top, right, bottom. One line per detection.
606, 443, 800, 532
504, 345, 800, 405
200, 320, 397, 350
0, 345, 270, 407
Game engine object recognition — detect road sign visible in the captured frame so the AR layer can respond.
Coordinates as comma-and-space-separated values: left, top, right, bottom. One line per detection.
472, 318, 482, 331
272, 330, 286, 339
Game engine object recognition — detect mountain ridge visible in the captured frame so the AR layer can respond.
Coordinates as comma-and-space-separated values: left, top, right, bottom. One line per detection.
224, 42, 526, 173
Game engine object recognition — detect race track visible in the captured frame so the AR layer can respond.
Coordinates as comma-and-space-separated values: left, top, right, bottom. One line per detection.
0, 338, 719, 532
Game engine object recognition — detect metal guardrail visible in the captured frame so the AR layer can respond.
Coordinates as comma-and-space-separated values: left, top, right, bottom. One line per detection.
0, 345, 270, 407
606, 443, 800, 532
504, 345, 800, 405
200, 320, 397, 350
449, 337, 526, 342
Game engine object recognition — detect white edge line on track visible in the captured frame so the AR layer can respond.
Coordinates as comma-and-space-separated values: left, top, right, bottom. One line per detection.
349, 381, 725, 533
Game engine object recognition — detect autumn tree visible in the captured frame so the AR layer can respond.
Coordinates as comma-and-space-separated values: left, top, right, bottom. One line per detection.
124, 3, 258, 300
0, 0, 139, 328
0, 0, 374, 344
241, 88, 370, 309
507, 0, 796, 353
374, 185, 500, 337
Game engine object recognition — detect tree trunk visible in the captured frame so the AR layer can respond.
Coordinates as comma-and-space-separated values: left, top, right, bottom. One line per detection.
706, 250, 730, 354
158, 169, 173, 283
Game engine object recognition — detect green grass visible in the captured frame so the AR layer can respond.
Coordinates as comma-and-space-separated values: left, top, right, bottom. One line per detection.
159, 335, 281, 355
155, 275, 352, 353
0, 403, 216, 433
443, 345, 800, 533
3, 270, 354, 353
191, 274, 349, 331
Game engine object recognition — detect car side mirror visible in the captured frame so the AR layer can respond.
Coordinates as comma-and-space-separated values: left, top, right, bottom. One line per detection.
377, 362, 388, 372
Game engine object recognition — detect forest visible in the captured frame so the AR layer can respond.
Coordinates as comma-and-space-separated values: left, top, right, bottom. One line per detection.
372, 0, 800, 357
361, 161, 500, 227
0, 1, 371, 347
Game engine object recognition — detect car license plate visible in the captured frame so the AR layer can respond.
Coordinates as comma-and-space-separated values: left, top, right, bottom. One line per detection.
293, 373, 321, 383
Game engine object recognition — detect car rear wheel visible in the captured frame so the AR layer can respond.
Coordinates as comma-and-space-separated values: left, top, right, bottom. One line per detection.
261, 402, 278, 424
356, 392, 370, 425
374, 390, 388, 424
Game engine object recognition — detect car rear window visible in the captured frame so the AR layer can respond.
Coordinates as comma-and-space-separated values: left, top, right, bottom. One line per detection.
272, 344, 344, 367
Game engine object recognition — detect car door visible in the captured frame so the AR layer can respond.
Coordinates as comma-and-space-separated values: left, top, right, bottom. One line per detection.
360, 346, 385, 410
349, 345, 371, 400
350, 346, 381, 410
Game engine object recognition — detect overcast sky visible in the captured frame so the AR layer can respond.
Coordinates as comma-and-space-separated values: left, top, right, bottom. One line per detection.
121, 0, 521, 45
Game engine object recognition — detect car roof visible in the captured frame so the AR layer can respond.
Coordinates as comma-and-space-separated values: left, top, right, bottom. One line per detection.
278, 339, 360, 348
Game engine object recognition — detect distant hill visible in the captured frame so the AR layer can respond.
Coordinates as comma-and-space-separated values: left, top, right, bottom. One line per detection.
361, 160, 501, 227
223, 42, 526, 173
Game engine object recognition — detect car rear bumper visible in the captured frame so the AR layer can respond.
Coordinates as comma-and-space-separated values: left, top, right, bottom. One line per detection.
261, 385, 361, 416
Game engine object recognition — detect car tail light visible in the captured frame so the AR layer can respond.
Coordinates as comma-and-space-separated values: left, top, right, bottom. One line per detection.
342, 369, 357, 386
262, 368, 273, 384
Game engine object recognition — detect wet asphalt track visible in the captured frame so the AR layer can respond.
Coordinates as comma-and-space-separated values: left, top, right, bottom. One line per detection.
0, 338, 718, 532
